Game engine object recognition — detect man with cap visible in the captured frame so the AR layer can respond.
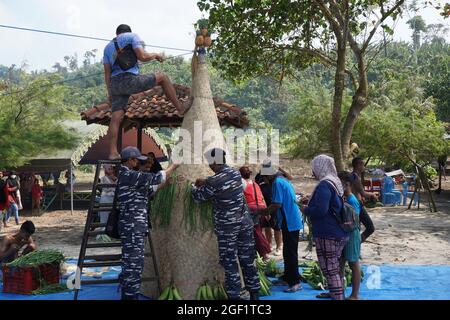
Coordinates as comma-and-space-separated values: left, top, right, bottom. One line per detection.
103, 24, 193, 160
260, 162, 303, 293
191, 148, 260, 300
117, 146, 179, 300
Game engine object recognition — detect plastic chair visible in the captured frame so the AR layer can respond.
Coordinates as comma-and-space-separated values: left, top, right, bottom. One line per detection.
371, 178, 382, 198
382, 176, 402, 206
402, 181, 418, 206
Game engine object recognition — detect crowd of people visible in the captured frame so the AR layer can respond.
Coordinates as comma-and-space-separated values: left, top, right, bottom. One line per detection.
99, 144, 376, 301
0, 169, 78, 230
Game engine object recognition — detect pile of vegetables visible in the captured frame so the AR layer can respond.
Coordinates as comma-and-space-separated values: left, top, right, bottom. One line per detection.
7, 250, 66, 268
300, 261, 365, 290
256, 253, 284, 278
32, 284, 68, 295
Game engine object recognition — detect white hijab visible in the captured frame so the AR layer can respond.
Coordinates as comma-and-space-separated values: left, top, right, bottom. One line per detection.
311, 155, 344, 197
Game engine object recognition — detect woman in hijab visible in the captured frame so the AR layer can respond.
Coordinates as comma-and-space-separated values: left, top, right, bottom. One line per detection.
302, 155, 349, 300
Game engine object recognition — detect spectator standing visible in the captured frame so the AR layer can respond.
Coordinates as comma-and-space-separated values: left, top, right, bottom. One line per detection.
338, 172, 362, 300
261, 164, 303, 293
5, 179, 20, 226
350, 157, 376, 243
7, 172, 23, 211
255, 163, 293, 256
240, 166, 271, 261
31, 179, 43, 215
303, 155, 349, 300
98, 165, 118, 228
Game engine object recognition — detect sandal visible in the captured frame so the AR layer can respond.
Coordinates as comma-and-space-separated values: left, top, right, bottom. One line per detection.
284, 284, 302, 293
316, 292, 331, 299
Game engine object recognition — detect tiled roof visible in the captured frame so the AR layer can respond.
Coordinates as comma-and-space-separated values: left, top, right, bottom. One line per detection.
81, 84, 249, 129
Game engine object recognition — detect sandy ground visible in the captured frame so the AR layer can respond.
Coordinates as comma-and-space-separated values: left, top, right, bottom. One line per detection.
1, 158, 449, 266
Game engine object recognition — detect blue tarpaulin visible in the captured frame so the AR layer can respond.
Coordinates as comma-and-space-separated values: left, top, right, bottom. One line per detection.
1, 264, 449, 300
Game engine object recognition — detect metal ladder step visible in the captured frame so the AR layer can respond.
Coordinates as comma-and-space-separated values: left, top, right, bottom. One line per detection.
83, 260, 122, 268
86, 242, 122, 249
84, 254, 122, 261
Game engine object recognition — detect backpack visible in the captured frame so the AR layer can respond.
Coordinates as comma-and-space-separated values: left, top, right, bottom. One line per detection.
324, 180, 359, 233
0, 180, 7, 204
113, 38, 138, 71
333, 198, 359, 233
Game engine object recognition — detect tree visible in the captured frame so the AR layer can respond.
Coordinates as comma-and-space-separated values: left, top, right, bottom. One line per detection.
0, 74, 77, 168
198, 0, 407, 170
407, 15, 427, 49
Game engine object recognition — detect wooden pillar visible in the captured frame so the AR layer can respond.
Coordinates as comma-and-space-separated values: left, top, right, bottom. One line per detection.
70, 163, 74, 215
137, 125, 143, 152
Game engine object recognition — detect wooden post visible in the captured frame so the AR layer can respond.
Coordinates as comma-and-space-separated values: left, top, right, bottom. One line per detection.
70, 164, 74, 215
137, 125, 143, 152
418, 166, 437, 212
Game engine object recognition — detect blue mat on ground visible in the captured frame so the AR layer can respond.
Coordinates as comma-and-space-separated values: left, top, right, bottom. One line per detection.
1, 263, 449, 300
261, 265, 450, 300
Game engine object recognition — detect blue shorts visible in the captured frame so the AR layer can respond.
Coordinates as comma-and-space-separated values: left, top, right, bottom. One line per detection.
110, 73, 156, 112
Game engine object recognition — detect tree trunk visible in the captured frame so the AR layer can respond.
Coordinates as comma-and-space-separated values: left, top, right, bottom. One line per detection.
141, 53, 226, 299
331, 43, 347, 172
341, 49, 368, 160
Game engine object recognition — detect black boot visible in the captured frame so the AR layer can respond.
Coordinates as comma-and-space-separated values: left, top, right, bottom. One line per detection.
250, 291, 260, 300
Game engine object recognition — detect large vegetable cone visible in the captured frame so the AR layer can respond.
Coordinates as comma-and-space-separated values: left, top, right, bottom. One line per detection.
141, 49, 226, 299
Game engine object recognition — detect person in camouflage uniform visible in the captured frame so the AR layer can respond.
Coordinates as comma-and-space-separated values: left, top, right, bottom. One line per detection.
117, 147, 178, 300
191, 148, 260, 300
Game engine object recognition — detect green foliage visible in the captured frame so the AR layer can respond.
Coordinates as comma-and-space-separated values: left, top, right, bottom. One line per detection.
423, 165, 438, 180
182, 182, 214, 232
0, 73, 77, 169
353, 74, 449, 168
151, 180, 214, 232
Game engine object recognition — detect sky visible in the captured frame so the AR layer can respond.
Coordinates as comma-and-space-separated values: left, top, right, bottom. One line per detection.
0, 0, 448, 71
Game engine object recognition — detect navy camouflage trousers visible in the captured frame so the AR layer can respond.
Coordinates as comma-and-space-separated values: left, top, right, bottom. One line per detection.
119, 232, 146, 298
217, 221, 260, 299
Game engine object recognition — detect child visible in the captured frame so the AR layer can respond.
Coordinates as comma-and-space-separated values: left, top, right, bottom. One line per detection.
338, 172, 362, 300
31, 179, 43, 215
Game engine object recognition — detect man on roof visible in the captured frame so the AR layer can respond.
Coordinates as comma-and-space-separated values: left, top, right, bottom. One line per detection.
103, 24, 193, 160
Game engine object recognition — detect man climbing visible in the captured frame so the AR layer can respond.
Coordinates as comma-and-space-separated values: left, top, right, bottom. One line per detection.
191, 148, 260, 300
0, 221, 36, 264
117, 147, 179, 300
103, 24, 192, 160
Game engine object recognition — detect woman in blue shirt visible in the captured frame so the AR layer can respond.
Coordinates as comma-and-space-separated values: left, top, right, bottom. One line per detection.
303, 155, 349, 300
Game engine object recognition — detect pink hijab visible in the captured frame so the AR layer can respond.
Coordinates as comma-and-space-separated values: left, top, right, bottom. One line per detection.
311, 155, 344, 197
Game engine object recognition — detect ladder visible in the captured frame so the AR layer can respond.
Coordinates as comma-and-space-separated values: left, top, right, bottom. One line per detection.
73, 160, 161, 300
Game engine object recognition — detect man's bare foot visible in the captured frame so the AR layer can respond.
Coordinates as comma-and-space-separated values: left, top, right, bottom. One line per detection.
179, 97, 194, 116
109, 154, 121, 161
346, 296, 360, 300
